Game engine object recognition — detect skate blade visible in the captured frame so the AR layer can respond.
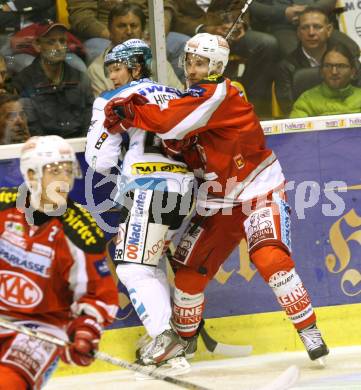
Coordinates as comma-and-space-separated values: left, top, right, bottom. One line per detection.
135, 357, 191, 381
185, 352, 195, 360
313, 355, 327, 368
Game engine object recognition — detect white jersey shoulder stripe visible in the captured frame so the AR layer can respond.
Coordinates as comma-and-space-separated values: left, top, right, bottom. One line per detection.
160, 80, 227, 140
65, 237, 88, 302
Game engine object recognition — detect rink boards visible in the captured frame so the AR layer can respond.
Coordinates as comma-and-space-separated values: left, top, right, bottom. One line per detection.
0, 113, 361, 375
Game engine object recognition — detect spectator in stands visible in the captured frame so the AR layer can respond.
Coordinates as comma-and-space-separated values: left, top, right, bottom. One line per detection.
0, 55, 7, 94
12, 21, 94, 138
274, 7, 361, 117
0, 93, 29, 187
250, 0, 359, 58
67, 0, 188, 76
290, 43, 361, 117
169, 1, 279, 117
0, 1, 56, 73
0, 94, 30, 144
87, 3, 183, 96
274, 7, 332, 116
0, 54, 13, 94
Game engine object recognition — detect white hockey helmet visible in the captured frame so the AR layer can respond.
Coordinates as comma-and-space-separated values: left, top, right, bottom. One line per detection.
20, 136, 81, 204
183, 33, 230, 75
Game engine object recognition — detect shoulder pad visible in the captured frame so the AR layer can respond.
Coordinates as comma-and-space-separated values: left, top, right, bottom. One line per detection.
60, 200, 107, 254
0, 187, 19, 211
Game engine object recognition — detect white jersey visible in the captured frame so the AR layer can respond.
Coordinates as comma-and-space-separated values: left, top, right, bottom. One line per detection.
85, 78, 194, 196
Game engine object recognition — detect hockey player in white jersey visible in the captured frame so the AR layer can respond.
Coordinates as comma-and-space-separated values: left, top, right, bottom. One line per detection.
85, 39, 194, 373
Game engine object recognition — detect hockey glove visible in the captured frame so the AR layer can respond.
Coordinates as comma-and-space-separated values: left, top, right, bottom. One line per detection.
161, 136, 198, 158
60, 316, 102, 366
103, 93, 149, 134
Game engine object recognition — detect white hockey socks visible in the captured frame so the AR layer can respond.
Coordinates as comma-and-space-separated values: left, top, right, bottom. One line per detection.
116, 263, 171, 338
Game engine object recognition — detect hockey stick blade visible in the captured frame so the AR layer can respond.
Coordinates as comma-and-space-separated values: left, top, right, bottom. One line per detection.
257, 365, 299, 390
200, 327, 253, 357
0, 318, 210, 390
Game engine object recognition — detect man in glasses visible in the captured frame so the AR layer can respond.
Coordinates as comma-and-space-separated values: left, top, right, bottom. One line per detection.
290, 42, 361, 117
0, 135, 118, 390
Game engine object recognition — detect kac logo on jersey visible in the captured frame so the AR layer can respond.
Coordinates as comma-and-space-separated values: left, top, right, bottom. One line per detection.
0, 270, 43, 308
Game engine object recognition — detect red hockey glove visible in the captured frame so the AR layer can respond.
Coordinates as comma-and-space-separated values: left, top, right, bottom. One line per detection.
103, 93, 149, 134
161, 136, 198, 158
60, 316, 102, 366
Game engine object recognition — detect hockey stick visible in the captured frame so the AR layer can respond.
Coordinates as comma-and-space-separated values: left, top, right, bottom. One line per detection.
199, 325, 252, 357
105, 220, 253, 358
0, 318, 210, 390
165, 245, 253, 358
225, 0, 254, 41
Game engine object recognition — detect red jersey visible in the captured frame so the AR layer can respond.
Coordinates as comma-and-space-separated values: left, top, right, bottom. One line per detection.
132, 76, 284, 207
0, 187, 118, 327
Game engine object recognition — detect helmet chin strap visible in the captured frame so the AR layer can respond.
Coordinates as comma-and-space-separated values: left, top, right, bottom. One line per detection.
29, 187, 42, 211
24, 171, 43, 211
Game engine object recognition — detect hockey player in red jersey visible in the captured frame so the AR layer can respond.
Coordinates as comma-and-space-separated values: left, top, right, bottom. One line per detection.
0, 136, 119, 390
102, 33, 329, 364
